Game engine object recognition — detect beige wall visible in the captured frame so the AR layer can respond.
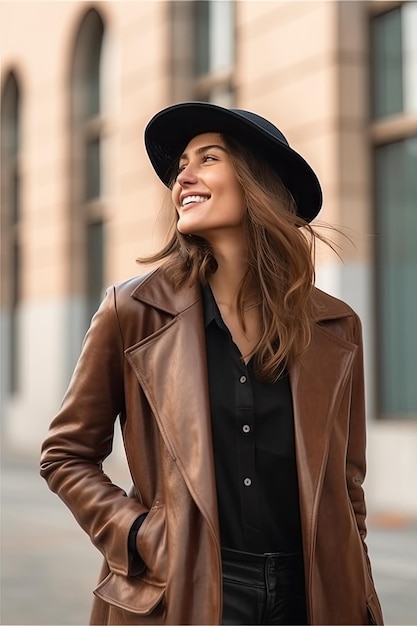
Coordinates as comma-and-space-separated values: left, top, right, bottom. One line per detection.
1, 1, 171, 304
106, 2, 171, 282
238, 3, 339, 221
237, 1, 372, 257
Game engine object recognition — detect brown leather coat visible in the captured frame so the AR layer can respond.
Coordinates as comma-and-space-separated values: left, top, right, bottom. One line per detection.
40, 268, 384, 625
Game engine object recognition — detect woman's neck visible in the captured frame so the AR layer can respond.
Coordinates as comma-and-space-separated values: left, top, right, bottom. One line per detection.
207, 239, 251, 313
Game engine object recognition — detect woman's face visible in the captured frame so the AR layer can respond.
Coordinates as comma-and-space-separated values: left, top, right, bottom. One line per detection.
171, 133, 245, 241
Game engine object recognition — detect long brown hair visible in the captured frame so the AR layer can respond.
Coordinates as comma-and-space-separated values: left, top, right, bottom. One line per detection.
139, 135, 323, 381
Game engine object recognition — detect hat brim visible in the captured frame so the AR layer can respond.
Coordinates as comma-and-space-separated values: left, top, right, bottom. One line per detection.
144, 102, 322, 223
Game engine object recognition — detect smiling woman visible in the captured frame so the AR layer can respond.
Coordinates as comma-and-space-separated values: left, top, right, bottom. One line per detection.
40, 101, 384, 626
143, 120, 318, 381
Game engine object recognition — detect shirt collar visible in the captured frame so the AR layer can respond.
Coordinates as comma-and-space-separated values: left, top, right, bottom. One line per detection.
202, 282, 223, 329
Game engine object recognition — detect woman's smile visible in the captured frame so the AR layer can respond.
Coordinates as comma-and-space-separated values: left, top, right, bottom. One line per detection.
180, 193, 211, 209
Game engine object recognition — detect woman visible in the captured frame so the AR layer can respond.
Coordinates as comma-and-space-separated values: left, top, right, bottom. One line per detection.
40, 102, 383, 625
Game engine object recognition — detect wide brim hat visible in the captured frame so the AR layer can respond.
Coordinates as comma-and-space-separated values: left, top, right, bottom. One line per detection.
144, 101, 322, 223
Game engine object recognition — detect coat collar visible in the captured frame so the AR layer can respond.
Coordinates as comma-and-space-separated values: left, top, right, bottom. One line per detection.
131, 267, 353, 323
310, 287, 355, 323
130, 267, 200, 316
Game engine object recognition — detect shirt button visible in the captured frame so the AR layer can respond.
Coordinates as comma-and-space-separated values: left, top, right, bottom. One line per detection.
243, 478, 252, 487
239, 375, 247, 384
242, 424, 250, 433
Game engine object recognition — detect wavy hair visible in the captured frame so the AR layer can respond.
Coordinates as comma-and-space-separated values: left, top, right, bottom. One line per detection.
139, 135, 326, 381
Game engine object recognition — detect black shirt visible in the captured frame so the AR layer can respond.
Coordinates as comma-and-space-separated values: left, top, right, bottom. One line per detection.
203, 283, 303, 554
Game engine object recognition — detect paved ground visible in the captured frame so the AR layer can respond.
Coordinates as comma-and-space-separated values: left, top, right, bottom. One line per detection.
1, 453, 416, 625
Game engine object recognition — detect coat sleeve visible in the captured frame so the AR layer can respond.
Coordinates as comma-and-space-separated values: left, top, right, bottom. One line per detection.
40, 286, 148, 577
346, 313, 384, 624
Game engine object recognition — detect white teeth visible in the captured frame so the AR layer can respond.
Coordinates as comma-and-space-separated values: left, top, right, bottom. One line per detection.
182, 195, 208, 207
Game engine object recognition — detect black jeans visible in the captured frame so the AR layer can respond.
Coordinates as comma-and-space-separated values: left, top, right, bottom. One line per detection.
221, 547, 308, 625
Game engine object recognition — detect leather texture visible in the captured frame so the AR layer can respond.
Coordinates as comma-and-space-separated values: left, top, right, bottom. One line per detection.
40, 267, 384, 625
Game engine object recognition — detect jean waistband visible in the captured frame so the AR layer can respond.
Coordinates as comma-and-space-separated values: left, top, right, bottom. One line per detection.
221, 547, 305, 589
221, 546, 303, 565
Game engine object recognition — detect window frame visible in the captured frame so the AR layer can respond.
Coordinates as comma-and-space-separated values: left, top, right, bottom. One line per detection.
1, 71, 22, 394
69, 8, 107, 333
170, 0, 236, 106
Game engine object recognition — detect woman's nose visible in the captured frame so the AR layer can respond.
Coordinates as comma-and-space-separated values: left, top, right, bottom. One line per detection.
176, 162, 198, 186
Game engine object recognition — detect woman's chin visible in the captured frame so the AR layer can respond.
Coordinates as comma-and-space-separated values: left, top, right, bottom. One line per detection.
177, 222, 196, 236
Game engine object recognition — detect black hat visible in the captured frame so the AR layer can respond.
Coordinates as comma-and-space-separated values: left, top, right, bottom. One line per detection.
144, 101, 322, 223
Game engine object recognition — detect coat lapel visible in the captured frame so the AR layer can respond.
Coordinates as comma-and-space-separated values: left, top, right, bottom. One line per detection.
290, 299, 358, 569
125, 273, 220, 540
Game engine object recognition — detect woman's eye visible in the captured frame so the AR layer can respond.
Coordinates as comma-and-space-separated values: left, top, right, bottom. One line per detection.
175, 154, 217, 178
202, 154, 217, 164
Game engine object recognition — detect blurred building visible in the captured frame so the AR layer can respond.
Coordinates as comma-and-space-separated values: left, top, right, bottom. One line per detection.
1, 1, 416, 515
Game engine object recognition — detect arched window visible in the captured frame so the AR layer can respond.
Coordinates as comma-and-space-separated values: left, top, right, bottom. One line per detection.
69, 8, 106, 335
1, 72, 22, 394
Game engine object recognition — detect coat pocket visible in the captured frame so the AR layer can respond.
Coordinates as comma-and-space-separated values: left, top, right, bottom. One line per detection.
136, 503, 167, 584
93, 571, 165, 616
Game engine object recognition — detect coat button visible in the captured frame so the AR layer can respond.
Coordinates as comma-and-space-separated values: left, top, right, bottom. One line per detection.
239, 375, 247, 383
242, 424, 250, 433
243, 478, 252, 487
